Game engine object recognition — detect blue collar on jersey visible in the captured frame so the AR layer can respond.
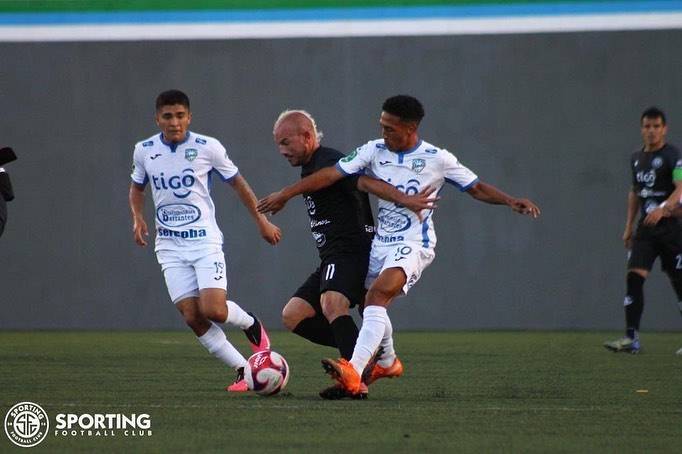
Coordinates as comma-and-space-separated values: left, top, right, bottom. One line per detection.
159, 131, 190, 153
395, 139, 422, 164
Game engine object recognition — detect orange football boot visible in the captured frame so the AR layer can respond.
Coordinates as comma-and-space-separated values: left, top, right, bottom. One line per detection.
319, 382, 368, 400
321, 358, 361, 394
363, 357, 403, 385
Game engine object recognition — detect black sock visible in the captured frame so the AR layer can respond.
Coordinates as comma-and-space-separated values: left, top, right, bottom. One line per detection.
330, 315, 359, 360
293, 315, 337, 347
625, 272, 645, 336
667, 271, 682, 317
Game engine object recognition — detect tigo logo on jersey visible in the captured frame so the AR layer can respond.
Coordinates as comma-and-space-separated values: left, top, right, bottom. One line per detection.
184, 148, 198, 162
152, 169, 196, 198
636, 169, 656, 188
411, 159, 426, 174
156, 203, 201, 227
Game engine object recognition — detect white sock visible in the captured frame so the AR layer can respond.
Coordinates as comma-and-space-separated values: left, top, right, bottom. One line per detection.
197, 322, 247, 369
377, 314, 397, 368
226, 300, 255, 330
350, 306, 388, 375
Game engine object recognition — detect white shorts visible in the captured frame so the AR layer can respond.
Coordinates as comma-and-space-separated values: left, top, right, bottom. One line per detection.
156, 248, 227, 303
365, 242, 435, 294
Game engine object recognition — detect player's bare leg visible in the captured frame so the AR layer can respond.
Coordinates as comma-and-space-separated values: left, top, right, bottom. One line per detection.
318, 291, 366, 399
283, 297, 337, 347
176, 295, 247, 390
322, 268, 404, 394
178, 289, 267, 392
199, 288, 270, 353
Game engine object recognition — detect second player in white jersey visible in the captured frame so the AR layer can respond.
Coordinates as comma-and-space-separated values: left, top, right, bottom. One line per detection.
337, 138, 478, 249
131, 131, 238, 251
129, 90, 281, 393
258, 95, 540, 398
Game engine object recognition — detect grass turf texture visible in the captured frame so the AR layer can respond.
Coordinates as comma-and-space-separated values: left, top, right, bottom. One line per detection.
1, 331, 681, 452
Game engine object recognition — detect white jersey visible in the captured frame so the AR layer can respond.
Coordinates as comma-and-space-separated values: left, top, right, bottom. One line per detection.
336, 139, 478, 249
131, 131, 239, 251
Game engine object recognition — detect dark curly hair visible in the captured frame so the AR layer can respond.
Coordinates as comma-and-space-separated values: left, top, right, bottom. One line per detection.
156, 89, 190, 111
382, 95, 425, 124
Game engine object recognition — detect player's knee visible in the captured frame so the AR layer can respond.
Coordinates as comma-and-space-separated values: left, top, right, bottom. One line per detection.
198, 300, 227, 322
180, 311, 210, 334
365, 286, 395, 307
627, 271, 645, 289
320, 298, 349, 322
281, 305, 301, 332
628, 269, 648, 280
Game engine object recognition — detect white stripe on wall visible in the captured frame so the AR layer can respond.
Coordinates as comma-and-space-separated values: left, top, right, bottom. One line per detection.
1, 12, 681, 42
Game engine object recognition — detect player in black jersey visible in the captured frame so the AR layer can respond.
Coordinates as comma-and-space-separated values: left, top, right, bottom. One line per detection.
272, 110, 434, 397
605, 107, 682, 355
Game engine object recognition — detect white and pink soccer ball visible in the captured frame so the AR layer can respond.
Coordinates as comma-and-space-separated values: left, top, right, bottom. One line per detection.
244, 350, 290, 396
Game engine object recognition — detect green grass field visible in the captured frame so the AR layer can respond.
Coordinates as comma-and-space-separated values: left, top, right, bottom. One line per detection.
1, 331, 681, 453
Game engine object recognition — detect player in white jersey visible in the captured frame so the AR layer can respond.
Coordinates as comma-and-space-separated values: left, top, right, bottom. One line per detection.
258, 95, 540, 395
129, 90, 282, 392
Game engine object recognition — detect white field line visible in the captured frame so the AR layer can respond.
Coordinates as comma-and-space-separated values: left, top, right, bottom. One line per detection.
20, 402, 682, 412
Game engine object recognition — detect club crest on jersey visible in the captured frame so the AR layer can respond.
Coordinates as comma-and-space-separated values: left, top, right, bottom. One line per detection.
411, 158, 426, 174
652, 157, 663, 169
185, 148, 198, 162
312, 231, 326, 248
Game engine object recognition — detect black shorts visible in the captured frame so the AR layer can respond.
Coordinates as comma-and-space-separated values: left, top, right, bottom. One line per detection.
628, 219, 682, 272
292, 253, 370, 314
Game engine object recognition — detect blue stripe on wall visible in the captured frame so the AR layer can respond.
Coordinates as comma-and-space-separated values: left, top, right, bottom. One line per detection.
1, 2, 682, 25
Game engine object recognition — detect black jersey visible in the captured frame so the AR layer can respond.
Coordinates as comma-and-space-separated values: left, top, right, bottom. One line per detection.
631, 143, 682, 218
300, 146, 374, 259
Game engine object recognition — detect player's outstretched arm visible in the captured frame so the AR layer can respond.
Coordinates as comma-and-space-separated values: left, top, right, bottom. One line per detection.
257, 166, 344, 215
129, 182, 149, 247
466, 181, 540, 218
357, 176, 438, 222
230, 174, 282, 245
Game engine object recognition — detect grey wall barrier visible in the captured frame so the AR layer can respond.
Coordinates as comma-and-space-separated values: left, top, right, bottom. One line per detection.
1, 30, 681, 330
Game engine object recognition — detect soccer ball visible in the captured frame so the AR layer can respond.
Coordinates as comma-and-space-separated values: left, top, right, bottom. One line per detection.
244, 350, 290, 396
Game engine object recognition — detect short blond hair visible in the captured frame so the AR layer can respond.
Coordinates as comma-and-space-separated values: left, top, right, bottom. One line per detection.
273, 109, 324, 142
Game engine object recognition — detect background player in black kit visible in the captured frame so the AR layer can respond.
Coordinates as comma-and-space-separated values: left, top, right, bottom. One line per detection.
272, 110, 435, 397
605, 107, 682, 355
